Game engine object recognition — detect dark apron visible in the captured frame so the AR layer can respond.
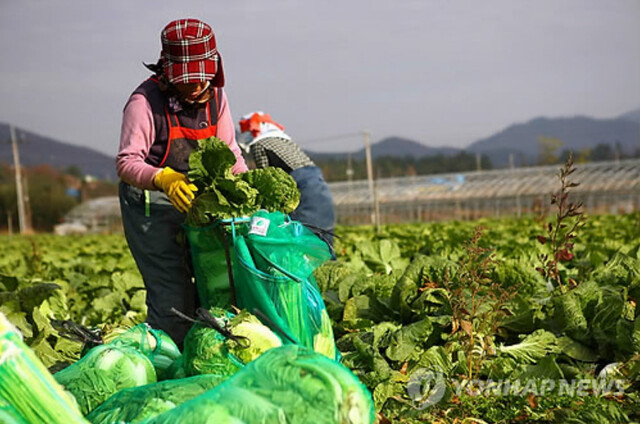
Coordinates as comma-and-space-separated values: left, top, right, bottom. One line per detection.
159, 100, 218, 173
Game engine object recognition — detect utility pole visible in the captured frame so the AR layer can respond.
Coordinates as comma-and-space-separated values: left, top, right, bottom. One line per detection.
363, 130, 377, 226
373, 169, 381, 231
9, 125, 31, 234
346, 152, 354, 194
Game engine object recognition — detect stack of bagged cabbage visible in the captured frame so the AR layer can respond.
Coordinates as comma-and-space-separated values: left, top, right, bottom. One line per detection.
0, 308, 375, 423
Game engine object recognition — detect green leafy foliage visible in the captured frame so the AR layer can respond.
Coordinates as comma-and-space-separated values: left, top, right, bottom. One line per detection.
315, 212, 640, 422
240, 167, 300, 214
2, 212, 640, 422
185, 137, 300, 226
0, 235, 146, 369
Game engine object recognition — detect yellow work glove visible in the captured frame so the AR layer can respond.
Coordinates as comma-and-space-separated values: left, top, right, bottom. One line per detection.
153, 167, 198, 213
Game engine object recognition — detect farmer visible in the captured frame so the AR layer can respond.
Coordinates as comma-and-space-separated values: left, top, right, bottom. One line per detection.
116, 18, 247, 347
238, 111, 336, 253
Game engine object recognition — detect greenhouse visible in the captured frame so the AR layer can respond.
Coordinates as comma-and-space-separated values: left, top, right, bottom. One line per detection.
330, 158, 640, 225
54, 159, 640, 231
55, 196, 123, 234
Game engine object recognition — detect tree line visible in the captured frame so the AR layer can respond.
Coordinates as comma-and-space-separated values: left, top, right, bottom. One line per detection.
0, 165, 118, 233
314, 142, 640, 183
315, 151, 492, 182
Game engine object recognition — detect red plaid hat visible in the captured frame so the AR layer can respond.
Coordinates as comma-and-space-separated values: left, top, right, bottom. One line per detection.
160, 18, 225, 86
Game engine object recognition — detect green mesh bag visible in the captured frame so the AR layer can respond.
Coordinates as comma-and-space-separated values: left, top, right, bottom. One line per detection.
143, 345, 375, 424
184, 218, 250, 309
54, 343, 157, 415
86, 374, 229, 424
162, 355, 186, 380
104, 323, 181, 380
182, 309, 244, 376
181, 307, 282, 377
0, 313, 88, 424
232, 211, 339, 360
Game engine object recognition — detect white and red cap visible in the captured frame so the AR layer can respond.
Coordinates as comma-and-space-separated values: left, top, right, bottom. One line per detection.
238, 111, 288, 144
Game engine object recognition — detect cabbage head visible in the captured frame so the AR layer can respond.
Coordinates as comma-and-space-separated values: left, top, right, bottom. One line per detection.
182, 311, 242, 377
54, 344, 156, 415
241, 167, 300, 214
225, 310, 282, 364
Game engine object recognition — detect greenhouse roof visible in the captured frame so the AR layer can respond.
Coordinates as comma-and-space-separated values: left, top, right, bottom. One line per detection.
63, 196, 122, 223
329, 159, 640, 205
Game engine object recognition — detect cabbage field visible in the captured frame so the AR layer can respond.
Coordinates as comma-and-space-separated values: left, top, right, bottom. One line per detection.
1, 211, 640, 423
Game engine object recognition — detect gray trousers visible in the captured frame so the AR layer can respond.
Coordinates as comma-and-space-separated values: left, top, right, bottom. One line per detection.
118, 181, 196, 347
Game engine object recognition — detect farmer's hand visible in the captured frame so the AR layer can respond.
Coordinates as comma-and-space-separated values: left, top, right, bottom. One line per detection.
154, 167, 198, 213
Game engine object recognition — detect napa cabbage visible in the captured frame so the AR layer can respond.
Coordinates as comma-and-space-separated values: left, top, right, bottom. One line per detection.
186, 137, 300, 226
54, 344, 156, 415
182, 309, 281, 376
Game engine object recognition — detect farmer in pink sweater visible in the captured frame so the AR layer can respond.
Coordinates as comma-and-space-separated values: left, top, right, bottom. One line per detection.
116, 18, 247, 347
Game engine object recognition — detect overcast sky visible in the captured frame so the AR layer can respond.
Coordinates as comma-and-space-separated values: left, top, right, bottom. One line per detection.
0, 1, 638, 156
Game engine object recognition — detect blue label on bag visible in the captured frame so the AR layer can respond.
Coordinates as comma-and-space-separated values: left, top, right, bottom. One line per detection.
249, 217, 270, 236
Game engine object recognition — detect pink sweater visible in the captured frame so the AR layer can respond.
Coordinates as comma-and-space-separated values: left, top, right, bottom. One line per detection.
116, 89, 248, 190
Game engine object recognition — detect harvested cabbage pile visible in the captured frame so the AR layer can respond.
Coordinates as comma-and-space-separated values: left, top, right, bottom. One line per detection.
146, 345, 375, 424
185, 137, 300, 226
182, 308, 281, 377
54, 344, 157, 415
86, 374, 228, 424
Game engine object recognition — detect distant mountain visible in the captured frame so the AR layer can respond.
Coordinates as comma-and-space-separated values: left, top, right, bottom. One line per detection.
3, 107, 638, 178
307, 137, 460, 160
619, 107, 640, 124
0, 123, 117, 180
466, 115, 640, 167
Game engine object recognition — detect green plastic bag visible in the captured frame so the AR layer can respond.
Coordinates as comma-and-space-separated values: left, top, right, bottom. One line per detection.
86, 374, 229, 424
184, 218, 250, 309
246, 211, 331, 281
54, 343, 157, 415
144, 345, 375, 424
233, 211, 339, 360
0, 313, 88, 424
